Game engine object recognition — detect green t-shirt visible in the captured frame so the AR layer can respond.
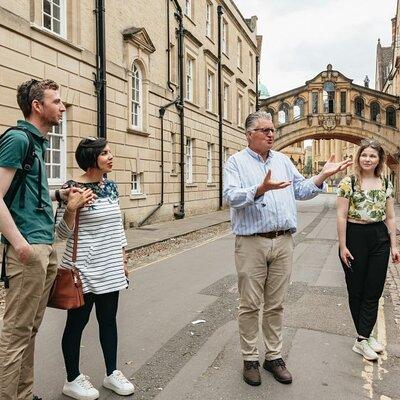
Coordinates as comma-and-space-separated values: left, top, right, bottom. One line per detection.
0, 120, 54, 244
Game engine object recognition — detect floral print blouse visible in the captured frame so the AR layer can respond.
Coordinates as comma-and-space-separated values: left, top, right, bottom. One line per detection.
337, 176, 394, 222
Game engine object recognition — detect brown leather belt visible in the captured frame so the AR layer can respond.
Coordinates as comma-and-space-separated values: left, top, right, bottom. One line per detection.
250, 230, 291, 239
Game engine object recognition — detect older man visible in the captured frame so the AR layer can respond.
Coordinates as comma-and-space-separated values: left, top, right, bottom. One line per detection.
223, 110, 351, 386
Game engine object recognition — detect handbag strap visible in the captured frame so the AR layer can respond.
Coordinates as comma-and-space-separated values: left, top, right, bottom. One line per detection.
72, 210, 80, 265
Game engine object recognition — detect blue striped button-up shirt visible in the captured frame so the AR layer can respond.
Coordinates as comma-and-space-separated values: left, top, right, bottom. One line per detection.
223, 147, 326, 235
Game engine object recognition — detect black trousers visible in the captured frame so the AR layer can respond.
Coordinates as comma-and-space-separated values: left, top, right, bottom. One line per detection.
340, 221, 390, 338
62, 291, 119, 382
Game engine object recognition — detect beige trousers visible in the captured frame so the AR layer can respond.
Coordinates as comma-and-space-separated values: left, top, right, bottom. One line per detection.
0, 244, 57, 400
235, 234, 294, 361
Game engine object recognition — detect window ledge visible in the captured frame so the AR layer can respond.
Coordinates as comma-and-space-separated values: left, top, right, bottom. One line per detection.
237, 66, 243, 73
185, 100, 201, 109
185, 183, 197, 188
223, 118, 232, 124
222, 51, 229, 59
206, 35, 215, 45
30, 23, 83, 52
127, 127, 150, 137
170, 172, 179, 177
206, 109, 218, 118
206, 183, 216, 187
184, 14, 197, 26
130, 193, 147, 200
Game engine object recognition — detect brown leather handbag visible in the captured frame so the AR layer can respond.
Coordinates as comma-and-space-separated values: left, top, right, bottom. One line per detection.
48, 211, 85, 310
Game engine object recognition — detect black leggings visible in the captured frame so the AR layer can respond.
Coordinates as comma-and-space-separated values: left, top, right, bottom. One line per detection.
340, 221, 390, 338
62, 291, 119, 382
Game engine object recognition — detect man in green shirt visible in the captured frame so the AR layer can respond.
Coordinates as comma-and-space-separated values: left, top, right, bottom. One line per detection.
0, 79, 65, 400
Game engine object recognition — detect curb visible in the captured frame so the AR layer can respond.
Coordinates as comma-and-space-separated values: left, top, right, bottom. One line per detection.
124, 218, 231, 253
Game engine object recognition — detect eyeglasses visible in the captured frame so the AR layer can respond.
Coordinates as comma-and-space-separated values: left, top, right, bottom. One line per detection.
251, 127, 275, 135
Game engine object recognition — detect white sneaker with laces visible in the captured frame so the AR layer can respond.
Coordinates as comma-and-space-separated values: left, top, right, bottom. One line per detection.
367, 336, 385, 353
62, 374, 99, 400
352, 339, 378, 361
103, 370, 135, 395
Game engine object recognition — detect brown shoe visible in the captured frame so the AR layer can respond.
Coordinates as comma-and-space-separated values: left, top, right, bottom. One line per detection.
243, 360, 261, 386
263, 358, 292, 384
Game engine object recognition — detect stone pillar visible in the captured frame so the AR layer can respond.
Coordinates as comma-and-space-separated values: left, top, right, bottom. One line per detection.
335, 139, 342, 160
324, 139, 330, 160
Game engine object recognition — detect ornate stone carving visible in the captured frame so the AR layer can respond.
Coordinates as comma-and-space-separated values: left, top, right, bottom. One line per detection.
323, 115, 336, 130
318, 115, 337, 131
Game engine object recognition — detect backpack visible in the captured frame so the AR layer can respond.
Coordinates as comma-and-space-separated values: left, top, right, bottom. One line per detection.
0, 127, 39, 288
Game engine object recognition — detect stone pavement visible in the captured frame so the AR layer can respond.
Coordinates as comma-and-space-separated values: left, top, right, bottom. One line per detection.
388, 203, 400, 335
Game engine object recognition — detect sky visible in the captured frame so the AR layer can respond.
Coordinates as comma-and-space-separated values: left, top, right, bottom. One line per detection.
234, 0, 397, 96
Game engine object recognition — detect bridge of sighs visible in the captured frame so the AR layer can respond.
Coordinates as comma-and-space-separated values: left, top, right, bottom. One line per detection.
260, 64, 400, 196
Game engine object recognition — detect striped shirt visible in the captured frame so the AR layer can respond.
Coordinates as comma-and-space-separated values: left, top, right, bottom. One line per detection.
56, 179, 128, 295
223, 147, 326, 235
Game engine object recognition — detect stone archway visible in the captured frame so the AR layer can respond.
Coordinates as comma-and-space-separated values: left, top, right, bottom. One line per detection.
261, 65, 400, 197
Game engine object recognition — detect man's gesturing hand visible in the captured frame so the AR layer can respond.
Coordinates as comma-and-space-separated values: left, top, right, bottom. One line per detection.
256, 170, 291, 197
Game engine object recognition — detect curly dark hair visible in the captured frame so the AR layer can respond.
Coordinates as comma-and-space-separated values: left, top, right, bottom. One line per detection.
16, 79, 59, 117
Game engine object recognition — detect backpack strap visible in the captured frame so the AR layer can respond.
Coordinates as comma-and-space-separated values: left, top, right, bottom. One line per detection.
0, 127, 37, 209
0, 127, 38, 289
1, 246, 8, 289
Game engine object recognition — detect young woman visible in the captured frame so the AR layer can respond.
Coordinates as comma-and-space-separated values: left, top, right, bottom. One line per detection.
337, 139, 400, 361
56, 137, 134, 399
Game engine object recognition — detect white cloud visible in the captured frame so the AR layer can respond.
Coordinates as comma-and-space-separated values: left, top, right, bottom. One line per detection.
234, 0, 396, 95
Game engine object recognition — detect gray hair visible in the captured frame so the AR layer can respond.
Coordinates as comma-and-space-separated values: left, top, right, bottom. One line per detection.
245, 110, 273, 132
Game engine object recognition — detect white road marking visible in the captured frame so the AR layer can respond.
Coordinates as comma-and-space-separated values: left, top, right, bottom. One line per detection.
360, 297, 392, 400
131, 231, 232, 273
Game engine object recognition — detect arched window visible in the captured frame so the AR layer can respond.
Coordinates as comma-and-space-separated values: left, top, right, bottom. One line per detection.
323, 82, 335, 113
293, 98, 305, 119
266, 108, 274, 121
386, 106, 396, 127
370, 102, 380, 122
131, 63, 142, 129
354, 97, 364, 117
278, 103, 289, 125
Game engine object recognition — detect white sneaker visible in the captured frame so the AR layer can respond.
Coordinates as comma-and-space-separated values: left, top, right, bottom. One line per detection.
62, 374, 99, 400
352, 339, 378, 361
367, 336, 385, 353
103, 370, 135, 395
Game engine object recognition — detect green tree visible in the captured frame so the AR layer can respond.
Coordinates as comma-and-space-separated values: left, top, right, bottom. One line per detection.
303, 156, 313, 177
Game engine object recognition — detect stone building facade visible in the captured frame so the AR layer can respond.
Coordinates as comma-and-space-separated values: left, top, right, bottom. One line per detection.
376, 0, 400, 95
0, 0, 261, 226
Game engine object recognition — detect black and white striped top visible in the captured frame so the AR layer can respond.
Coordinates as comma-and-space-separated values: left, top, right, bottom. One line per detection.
56, 179, 128, 295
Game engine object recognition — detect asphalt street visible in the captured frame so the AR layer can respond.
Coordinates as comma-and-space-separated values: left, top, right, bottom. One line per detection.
8, 194, 400, 399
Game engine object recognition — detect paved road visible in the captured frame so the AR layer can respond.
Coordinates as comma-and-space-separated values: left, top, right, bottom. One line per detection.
29, 195, 400, 399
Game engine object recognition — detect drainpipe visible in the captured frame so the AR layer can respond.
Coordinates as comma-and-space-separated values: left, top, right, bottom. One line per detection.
217, 6, 223, 209
166, 0, 175, 93
256, 55, 260, 111
172, 0, 185, 219
138, 99, 178, 227
94, 0, 107, 138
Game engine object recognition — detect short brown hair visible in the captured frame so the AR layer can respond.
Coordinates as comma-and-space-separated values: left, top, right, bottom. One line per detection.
16, 79, 59, 117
